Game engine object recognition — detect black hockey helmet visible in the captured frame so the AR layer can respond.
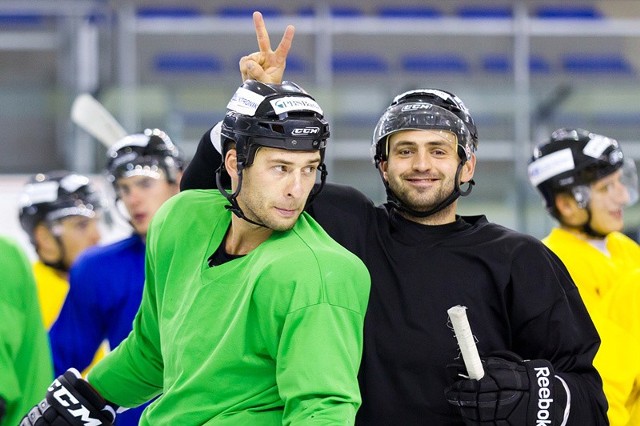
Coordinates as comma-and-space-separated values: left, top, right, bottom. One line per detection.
220, 79, 330, 169
18, 170, 102, 244
371, 88, 478, 168
528, 128, 638, 215
106, 128, 184, 187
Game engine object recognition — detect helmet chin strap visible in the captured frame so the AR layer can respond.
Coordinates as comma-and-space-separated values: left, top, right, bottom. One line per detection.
215, 162, 329, 228
41, 231, 70, 272
382, 162, 475, 218
215, 164, 267, 228
560, 207, 608, 239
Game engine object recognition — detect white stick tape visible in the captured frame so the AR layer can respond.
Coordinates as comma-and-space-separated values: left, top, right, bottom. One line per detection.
447, 305, 485, 380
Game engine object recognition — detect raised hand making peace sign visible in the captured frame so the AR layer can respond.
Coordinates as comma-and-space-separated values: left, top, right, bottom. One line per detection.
239, 11, 293, 84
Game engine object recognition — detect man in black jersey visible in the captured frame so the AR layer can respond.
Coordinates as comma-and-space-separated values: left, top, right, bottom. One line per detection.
180, 11, 608, 426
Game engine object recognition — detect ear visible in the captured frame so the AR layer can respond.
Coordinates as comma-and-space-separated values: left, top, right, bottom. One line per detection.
34, 223, 54, 247
171, 170, 184, 192
460, 153, 476, 183
224, 149, 239, 188
555, 192, 581, 218
33, 223, 59, 260
379, 160, 389, 182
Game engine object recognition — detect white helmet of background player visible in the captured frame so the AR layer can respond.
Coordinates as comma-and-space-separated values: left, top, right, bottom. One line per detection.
105, 128, 184, 189
18, 170, 102, 270
371, 88, 478, 217
216, 79, 330, 224
528, 127, 638, 237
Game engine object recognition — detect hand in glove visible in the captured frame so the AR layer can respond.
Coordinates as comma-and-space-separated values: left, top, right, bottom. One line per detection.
445, 351, 568, 426
19, 368, 117, 426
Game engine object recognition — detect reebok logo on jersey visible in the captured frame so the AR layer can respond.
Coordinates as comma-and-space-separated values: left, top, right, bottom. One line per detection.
534, 366, 553, 425
48, 379, 102, 426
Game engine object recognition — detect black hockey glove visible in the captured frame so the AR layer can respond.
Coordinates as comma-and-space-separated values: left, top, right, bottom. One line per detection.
445, 351, 568, 426
19, 368, 117, 426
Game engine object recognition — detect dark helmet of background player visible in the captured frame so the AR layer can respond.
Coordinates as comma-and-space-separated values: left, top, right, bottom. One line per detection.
216, 79, 330, 224
370, 88, 478, 218
105, 128, 184, 189
18, 170, 102, 250
528, 127, 638, 222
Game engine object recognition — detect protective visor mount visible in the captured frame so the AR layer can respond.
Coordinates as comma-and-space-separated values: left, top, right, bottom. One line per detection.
371, 103, 473, 167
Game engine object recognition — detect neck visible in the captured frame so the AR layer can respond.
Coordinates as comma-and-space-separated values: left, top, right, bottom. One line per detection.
400, 201, 458, 226
558, 223, 606, 241
40, 259, 69, 279
225, 215, 273, 255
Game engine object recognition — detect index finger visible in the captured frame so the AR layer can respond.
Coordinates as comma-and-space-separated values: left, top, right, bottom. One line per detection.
253, 11, 272, 54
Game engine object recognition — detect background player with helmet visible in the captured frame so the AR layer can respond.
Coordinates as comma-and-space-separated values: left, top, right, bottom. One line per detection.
20, 79, 370, 425
529, 128, 640, 425
179, 12, 608, 425
17, 170, 102, 329
0, 235, 53, 426
48, 128, 184, 426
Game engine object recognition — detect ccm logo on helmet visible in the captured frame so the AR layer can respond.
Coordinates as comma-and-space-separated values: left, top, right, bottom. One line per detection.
401, 104, 432, 112
292, 127, 320, 135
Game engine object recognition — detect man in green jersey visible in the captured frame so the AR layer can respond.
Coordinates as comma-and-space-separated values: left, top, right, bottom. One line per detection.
21, 79, 371, 426
0, 235, 53, 426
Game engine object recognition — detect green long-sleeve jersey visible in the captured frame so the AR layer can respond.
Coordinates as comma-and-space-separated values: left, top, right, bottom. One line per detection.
88, 190, 371, 425
0, 236, 53, 426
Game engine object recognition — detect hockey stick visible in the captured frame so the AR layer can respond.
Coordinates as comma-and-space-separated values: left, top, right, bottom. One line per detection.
71, 93, 128, 148
447, 305, 485, 380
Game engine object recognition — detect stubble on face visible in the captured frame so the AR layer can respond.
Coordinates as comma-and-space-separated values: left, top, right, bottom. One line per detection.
384, 130, 460, 214
236, 148, 320, 232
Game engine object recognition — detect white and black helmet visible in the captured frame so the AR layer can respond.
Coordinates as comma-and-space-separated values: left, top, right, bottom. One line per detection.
106, 128, 184, 187
18, 170, 101, 244
529, 127, 638, 217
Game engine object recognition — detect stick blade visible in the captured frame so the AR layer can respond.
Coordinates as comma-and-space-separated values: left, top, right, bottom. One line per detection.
71, 93, 127, 148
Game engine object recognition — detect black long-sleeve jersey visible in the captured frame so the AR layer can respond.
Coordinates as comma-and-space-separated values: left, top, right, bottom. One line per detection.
180, 129, 608, 425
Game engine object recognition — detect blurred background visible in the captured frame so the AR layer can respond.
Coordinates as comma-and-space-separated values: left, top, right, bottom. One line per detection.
2, 0, 640, 257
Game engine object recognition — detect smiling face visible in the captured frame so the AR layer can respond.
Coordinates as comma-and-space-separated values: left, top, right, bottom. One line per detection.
233, 146, 321, 231
587, 169, 631, 234
556, 168, 631, 236
380, 129, 475, 224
